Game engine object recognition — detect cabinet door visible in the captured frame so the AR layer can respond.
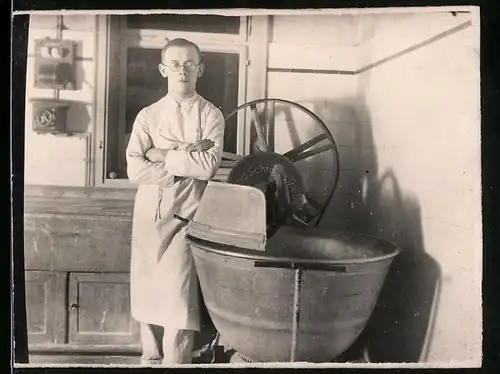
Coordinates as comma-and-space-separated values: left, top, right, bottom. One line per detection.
68, 272, 140, 345
25, 271, 67, 345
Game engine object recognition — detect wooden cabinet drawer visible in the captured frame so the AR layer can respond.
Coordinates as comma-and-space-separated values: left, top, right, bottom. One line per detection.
25, 271, 67, 345
24, 214, 133, 272
68, 272, 140, 345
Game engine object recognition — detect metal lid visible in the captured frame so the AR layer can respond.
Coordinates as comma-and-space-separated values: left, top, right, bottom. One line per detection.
186, 181, 267, 251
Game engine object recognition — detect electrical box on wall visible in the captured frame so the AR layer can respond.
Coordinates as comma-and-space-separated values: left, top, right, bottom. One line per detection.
31, 99, 71, 134
34, 38, 77, 90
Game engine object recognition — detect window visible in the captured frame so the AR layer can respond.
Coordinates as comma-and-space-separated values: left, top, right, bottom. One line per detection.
98, 15, 250, 186
125, 14, 241, 34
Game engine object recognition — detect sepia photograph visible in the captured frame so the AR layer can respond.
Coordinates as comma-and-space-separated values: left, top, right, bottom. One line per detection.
12, 6, 482, 368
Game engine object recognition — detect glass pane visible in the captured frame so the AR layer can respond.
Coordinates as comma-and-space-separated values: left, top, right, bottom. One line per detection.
125, 48, 166, 135
126, 15, 241, 34
108, 47, 240, 179
197, 51, 239, 154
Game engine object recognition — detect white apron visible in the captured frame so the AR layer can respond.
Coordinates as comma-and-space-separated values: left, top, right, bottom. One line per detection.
125, 93, 225, 330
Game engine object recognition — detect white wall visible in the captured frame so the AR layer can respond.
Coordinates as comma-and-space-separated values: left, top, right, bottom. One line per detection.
267, 15, 363, 230
266, 11, 481, 366
356, 11, 481, 366
24, 15, 97, 186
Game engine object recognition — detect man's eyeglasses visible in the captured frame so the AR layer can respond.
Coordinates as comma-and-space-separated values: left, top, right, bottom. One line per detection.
163, 61, 200, 72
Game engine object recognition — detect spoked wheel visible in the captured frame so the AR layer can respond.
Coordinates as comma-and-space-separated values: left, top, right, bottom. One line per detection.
221, 98, 340, 228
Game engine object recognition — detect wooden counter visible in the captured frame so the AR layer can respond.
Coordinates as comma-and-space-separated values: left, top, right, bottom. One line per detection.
23, 185, 140, 363
23, 184, 225, 364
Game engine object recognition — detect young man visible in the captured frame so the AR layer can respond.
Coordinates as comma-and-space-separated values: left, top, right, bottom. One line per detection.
126, 38, 225, 365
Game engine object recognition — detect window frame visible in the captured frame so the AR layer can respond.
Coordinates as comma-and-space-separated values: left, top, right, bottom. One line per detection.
94, 15, 267, 189
120, 15, 249, 43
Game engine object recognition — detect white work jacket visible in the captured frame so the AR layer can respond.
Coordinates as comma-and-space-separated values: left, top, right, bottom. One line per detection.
126, 92, 225, 330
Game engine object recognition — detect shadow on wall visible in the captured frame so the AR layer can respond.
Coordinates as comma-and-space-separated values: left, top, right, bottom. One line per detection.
55, 62, 92, 134
344, 167, 442, 363
285, 98, 442, 363
65, 101, 92, 134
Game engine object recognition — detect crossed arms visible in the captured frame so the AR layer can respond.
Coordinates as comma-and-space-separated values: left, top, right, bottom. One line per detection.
125, 108, 225, 187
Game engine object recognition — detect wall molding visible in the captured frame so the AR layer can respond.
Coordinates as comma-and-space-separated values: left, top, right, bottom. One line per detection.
266, 20, 473, 76
268, 68, 356, 75
356, 20, 472, 74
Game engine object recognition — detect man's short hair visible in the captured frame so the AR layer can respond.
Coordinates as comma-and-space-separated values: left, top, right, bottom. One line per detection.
161, 38, 203, 63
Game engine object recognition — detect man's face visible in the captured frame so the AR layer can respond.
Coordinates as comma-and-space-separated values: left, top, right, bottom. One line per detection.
159, 45, 204, 96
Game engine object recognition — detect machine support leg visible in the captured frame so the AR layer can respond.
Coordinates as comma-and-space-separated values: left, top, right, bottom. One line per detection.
291, 266, 303, 362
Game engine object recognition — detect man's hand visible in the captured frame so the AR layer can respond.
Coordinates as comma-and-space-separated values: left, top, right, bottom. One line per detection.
145, 148, 168, 163
186, 139, 215, 152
